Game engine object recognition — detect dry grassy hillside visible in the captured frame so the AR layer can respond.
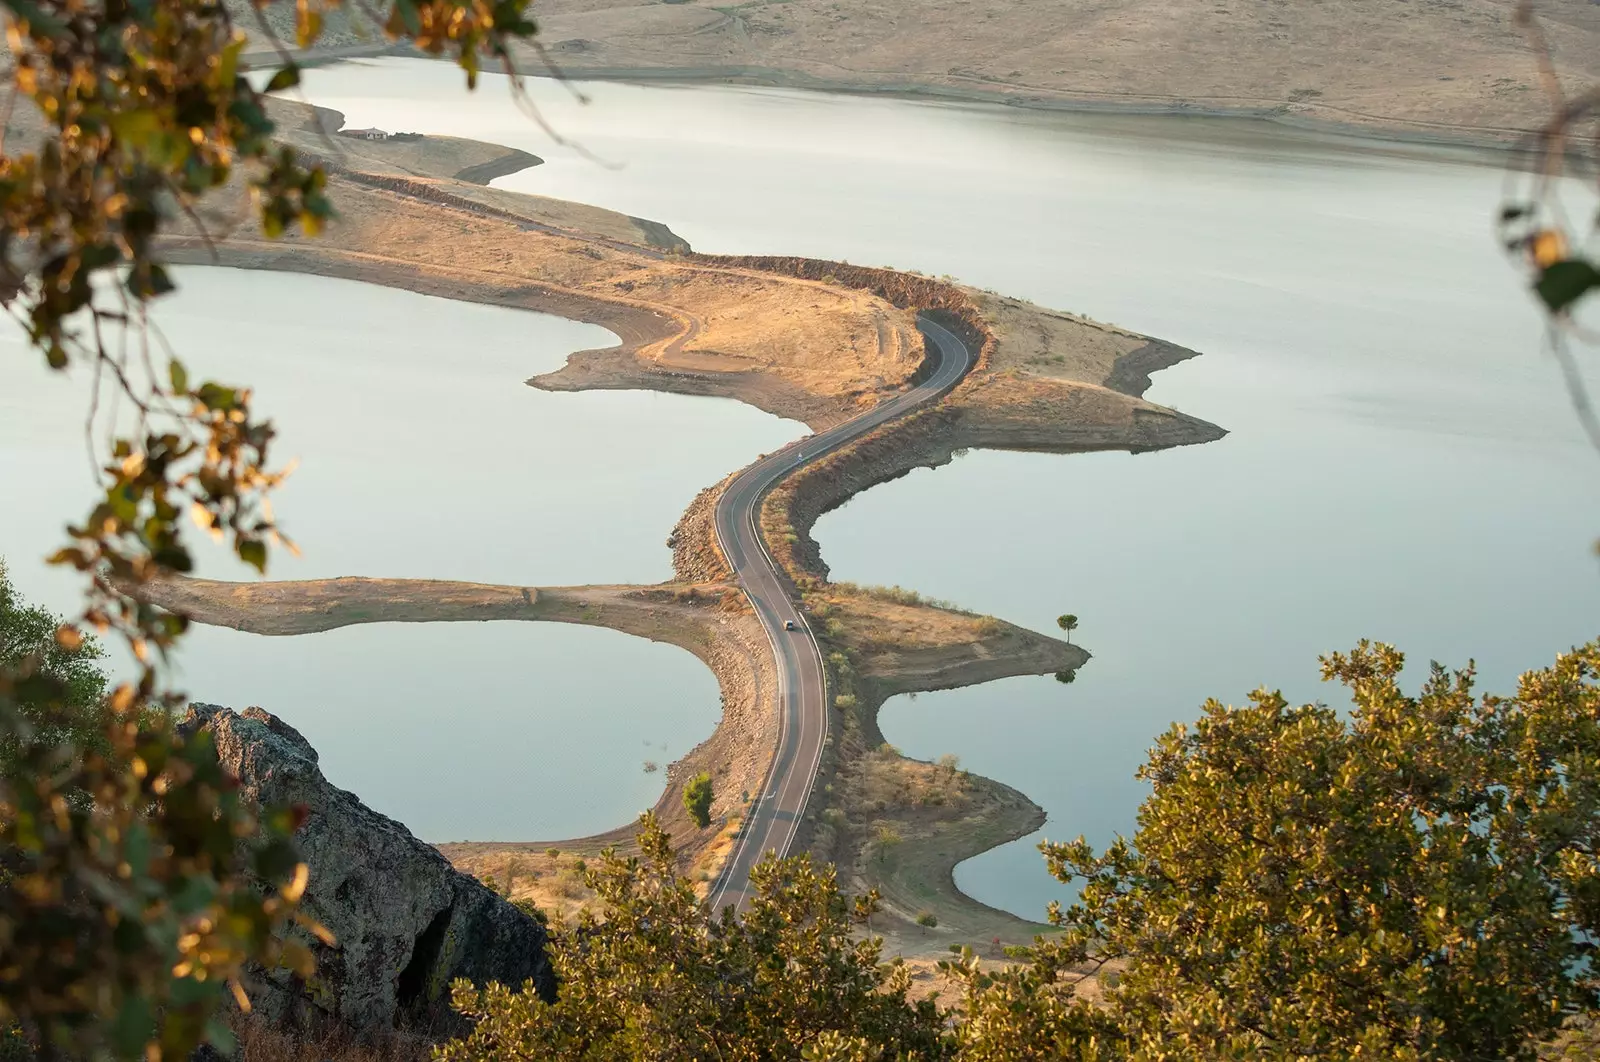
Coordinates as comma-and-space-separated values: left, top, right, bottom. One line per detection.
515, 0, 1598, 137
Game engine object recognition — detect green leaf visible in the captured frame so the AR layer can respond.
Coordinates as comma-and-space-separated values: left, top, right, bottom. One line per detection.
169, 358, 188, 394
127, 262, 175, 298
171, 874, 218, 915
254, 836, 300, 882
124, 819, 152, 877
237, 538, 267, 574
2, 0, 69, 37
109, 994, 155, 1056
108, 108, 166, 152
265, 64, 301, 93
217, 37, 244, 90
169, 975, 211, 1007
1534, 258, 1600, 313
394, 0, 422, 36
197, 382, 238, 410
203, 1017, 238, 1057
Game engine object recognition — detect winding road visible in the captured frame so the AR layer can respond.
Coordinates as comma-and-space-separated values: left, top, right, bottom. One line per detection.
706, 314, 977, 913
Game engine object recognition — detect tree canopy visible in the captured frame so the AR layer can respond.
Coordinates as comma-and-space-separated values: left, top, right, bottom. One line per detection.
438, 814, 944, 1062
0, 562, 321, 1059
1016, 639, 1600, 1060
0, 559, 109, 780
683, 771, 714, 829
442, 641, 1600, 1062
0, 0, 541, 1053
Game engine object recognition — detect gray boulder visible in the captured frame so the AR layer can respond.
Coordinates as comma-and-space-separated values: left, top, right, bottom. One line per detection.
180, 703, 554, 1037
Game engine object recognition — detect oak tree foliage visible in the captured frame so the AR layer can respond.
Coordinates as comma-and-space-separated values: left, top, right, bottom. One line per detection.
1018, 639, 1600, 1060
0, 0, 540, 1053
0, 567, 321, 1060
443, 643, 1600, 1062
437, 813, 945, 1062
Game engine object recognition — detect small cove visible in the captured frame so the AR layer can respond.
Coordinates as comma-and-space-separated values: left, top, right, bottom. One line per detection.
0, 266, 804, 840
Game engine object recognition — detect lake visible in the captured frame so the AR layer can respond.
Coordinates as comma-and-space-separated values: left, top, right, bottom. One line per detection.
0, 266, 803, 840
7, 62, 1597, 915
304, 59, 1600, 918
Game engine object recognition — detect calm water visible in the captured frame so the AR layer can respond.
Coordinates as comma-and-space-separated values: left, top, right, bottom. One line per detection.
305, 61, 1600, 917
0, 267, 803, 839
9, 66, 1587, 908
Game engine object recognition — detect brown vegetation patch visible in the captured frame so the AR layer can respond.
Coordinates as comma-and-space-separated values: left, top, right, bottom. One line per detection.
442, 848, 601, 924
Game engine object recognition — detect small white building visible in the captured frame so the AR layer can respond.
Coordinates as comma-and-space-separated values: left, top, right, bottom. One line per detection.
341, 127, 390, 141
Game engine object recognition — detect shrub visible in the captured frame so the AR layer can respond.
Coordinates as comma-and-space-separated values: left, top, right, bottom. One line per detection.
834, 693, 858, 710
0, 559, 113, 783
683, 772, 714, 829
438, 816, 943, 1061
916, 912, 938, 928
512, 899, 549, 927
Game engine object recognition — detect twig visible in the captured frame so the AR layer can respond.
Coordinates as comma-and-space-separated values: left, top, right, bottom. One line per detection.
500, 53, 621, 170
1549, 330, 1600, 454
0, 76, 19, 157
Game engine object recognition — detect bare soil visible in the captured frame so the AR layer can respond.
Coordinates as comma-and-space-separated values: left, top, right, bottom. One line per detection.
231, 0, 1598, 143
513, 0, 1599, 143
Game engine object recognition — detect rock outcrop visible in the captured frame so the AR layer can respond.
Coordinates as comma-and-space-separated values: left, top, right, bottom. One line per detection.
180, 703, 554, 1037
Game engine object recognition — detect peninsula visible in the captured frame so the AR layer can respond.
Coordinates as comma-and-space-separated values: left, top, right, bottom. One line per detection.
133, 97, 1225, 951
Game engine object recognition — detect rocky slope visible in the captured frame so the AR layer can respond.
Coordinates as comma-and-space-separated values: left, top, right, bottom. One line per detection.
179, 704, 554, 1038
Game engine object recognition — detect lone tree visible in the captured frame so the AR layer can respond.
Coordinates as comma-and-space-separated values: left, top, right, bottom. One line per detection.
683, 771, 715, 829
1055, 614, 1078, 643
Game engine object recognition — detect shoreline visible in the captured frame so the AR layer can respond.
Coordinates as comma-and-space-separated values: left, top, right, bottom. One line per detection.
264, 43, 1542, 162
513, 62, 1540, 160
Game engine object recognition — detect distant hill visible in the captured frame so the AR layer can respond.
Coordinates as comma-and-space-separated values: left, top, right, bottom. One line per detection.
509, 0, 1600, 140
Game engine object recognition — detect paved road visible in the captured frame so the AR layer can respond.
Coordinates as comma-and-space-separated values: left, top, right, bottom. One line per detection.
706, 314, 976, 913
